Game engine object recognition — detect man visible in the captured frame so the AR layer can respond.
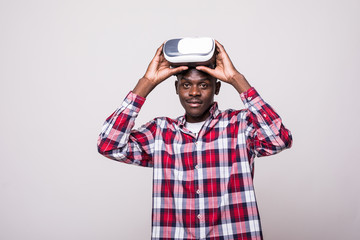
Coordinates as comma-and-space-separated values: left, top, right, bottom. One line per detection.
97, 40, 292, 239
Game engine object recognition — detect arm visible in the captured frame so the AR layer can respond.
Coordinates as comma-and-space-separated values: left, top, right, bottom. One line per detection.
97, 43, 188, 165
197, 40, 292, 157
97, 92, 156, 166
241, 88, 292, 157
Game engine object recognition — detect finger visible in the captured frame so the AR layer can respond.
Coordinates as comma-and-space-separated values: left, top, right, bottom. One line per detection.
215, 40, 232, 64
215, 40, 226, 53
154, 44, 164, 57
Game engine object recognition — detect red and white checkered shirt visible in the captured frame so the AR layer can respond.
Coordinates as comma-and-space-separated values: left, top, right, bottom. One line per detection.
98, 87, 292, 240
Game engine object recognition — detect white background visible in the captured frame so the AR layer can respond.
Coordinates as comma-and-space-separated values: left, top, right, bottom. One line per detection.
1, 0, 359, 239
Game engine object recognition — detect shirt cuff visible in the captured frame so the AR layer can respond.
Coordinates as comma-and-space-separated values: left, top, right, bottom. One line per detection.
240, 87, 281, 132
122, 91, 146, 112
240, 87, 261, 106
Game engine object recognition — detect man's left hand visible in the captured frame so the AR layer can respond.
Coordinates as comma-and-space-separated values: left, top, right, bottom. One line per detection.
196, 40, 251, 93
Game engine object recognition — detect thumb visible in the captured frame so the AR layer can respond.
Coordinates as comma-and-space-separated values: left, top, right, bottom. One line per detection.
196, 66, 217, 77
169, 66, 188, 75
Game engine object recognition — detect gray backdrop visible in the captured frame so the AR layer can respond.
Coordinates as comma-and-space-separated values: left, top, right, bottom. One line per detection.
1, 0, 359, 239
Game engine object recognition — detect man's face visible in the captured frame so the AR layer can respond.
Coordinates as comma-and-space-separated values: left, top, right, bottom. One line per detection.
175, 69, 220, 123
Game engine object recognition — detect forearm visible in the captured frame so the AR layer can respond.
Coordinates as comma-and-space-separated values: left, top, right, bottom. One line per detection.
132, 77, 158, 98
230, 72, 251, 94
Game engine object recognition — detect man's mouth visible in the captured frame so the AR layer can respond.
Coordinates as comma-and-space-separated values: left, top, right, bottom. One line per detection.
186, 99, 202, 107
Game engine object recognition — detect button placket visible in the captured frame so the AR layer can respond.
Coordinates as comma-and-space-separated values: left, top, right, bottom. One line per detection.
193, 138, 204, 227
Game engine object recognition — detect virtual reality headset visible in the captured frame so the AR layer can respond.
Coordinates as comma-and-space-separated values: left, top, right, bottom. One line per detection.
163, 37, 215, 67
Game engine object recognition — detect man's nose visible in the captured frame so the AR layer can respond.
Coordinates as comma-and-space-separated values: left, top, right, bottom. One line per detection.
189, 85, 201, 96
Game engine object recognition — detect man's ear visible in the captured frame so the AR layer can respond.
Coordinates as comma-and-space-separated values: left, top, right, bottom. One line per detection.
215, 81, 221, 95
175, 81, 179, 94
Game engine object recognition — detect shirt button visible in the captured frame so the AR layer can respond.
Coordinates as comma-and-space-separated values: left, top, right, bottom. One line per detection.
263, 114, 267, 117
196, 189, 201, 194
195, 165, 199, 169
247, 97, 252, 101
197, 214, 202, 219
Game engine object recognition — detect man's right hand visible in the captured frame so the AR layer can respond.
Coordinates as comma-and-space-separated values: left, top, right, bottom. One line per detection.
133, 44, 188, 98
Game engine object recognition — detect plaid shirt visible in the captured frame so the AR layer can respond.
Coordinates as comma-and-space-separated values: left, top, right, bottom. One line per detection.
98, 87, 292, 240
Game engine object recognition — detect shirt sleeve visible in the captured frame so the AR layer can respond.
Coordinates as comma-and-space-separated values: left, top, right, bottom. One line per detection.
240, 87, 293, 158
97, 91, 156, 167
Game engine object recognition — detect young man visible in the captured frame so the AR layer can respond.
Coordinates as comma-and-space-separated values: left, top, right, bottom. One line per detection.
97, 40, 292, 240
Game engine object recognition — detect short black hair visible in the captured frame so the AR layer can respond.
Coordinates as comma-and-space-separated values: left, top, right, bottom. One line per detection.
175, 67, 217, 82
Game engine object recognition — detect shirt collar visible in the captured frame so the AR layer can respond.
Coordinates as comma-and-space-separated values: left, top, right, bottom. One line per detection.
177, 102, 220, 127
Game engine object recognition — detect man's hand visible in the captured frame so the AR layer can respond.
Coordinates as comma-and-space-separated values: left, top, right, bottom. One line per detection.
196, 40, 251, 94
133, 44, 188, 98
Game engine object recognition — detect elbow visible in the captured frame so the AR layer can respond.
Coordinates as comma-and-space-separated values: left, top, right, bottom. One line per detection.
273, 130, 292, 154
283, 130, 293, 149
270, 129, 293, 154
97, 138, 126, 161
97, 138, 109, 157
97, 144, 106, 156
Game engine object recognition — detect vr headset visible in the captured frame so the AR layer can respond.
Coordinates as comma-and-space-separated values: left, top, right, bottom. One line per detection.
163, 37, 215, 67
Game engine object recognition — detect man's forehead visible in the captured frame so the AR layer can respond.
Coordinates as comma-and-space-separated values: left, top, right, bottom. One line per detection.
180, 76, 212, 82
177, 68, 215, 81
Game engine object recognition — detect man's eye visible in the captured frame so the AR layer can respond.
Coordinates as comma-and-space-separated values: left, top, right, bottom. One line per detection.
200, 83, 208, 88
183, 83, 190, 88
